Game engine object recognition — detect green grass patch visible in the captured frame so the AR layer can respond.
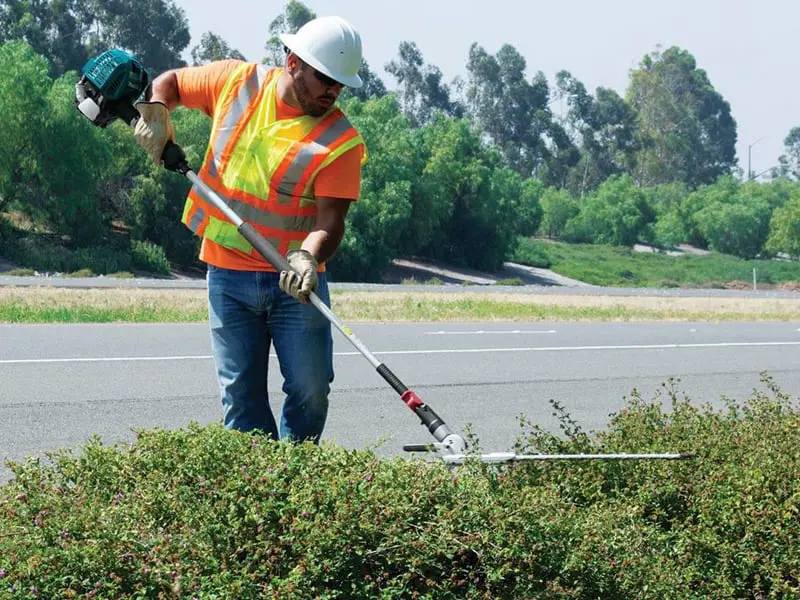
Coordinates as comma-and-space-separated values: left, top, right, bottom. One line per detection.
0, 303, 206, 323
0, 289, 209, 323
514, 238, 800, 287
2, 377, 798, 598
345, 295, 644, 321
3, 268, 35, 276
64, 268, 95, 278
493, 277, 526, 286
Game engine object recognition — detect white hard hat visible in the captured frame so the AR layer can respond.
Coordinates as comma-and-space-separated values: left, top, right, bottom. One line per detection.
280, 16, 363, 89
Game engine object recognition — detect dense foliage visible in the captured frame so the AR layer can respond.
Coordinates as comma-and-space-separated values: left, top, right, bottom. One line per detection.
1, 377, 798, 598
1, 1, 799, 279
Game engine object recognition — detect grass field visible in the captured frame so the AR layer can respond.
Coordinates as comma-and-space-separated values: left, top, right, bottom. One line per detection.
513, 238, 800, 288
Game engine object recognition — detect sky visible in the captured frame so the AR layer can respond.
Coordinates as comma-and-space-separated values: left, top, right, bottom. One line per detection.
174, 0, 798, 177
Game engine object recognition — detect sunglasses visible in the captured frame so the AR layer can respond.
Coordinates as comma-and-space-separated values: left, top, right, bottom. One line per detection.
310, 67, 341, 88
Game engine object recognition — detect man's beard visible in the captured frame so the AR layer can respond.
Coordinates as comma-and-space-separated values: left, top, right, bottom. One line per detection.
295, 75, 333, 117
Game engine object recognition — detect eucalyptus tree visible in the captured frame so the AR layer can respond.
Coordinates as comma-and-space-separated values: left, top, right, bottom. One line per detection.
627, 46, 736, 188
385, 41, 462, 126
0, 0, 190, 76
776, 126, 800, 180
191, 32, 246, 65
555, 70, 637, 196
465, 42, 576, 182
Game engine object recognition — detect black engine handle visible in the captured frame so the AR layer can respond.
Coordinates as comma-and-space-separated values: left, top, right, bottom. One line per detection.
129, 106, 190, 175
160, 140, 190, 175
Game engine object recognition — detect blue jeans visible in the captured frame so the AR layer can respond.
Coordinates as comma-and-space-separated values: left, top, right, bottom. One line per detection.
206, 265, 334, 442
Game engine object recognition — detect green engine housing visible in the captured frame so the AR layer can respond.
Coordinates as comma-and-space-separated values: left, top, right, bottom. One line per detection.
81, 49, 150, 102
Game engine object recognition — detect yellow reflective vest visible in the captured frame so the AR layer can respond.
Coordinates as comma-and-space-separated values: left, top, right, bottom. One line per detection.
181, 63, 367, 263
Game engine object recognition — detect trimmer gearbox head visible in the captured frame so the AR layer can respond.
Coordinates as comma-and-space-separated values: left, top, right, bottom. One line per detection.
75, 49, 150, 128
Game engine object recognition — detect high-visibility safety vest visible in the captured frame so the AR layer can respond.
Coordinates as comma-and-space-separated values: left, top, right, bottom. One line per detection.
181, 63, 367, 265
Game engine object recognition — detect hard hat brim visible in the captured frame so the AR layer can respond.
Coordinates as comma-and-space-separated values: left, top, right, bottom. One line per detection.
279, 32, 363, 89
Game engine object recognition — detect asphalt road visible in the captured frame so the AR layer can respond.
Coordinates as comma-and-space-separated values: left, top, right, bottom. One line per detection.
1, 321, 799, 483
1, 273, 799, 298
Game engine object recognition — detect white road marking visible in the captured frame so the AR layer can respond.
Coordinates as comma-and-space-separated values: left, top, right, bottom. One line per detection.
425, 329, 557, 335
340, 341, 800, 356
1, 340, 799, 365
0, 355, 213, 364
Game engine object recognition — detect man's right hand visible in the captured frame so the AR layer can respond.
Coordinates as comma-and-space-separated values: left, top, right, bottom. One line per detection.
279, 249, 319, 304
133, 101, 175, 165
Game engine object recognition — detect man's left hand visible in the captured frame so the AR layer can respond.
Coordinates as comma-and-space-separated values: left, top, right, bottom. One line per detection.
133, 101, 175, 165
279, 249, 319, 303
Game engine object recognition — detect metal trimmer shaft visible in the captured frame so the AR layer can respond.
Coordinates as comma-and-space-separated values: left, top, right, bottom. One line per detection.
184, 171, 466, 451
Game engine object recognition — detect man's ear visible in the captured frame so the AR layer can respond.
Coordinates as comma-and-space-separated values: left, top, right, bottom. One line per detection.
285, 52, 301, 76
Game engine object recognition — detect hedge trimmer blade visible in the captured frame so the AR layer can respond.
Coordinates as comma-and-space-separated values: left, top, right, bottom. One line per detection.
404, 444, 692, 464
440, 452, 694, 465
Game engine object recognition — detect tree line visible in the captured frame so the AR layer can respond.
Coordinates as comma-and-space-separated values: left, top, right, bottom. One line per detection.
1, 0, 799, 280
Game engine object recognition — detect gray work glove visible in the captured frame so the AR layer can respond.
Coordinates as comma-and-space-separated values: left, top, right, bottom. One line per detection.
133, 101, 175, 165
279, 249, 319, 303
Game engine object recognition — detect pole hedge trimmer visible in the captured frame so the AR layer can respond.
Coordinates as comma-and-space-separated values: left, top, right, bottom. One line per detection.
75, 50, 692, 465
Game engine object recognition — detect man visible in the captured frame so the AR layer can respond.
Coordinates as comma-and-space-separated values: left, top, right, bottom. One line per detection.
132, 16, 367, 443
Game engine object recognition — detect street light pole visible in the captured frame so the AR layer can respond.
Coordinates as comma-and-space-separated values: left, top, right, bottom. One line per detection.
752, 166, 778, 181
748, 137, 765, 180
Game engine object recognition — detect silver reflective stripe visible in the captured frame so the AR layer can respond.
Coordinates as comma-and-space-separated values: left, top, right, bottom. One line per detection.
208, 66, 269, 175
274, 144, 321, 204
207, 159, 219, 178
187, 192, 206, 232
226, 197, 317, 232
274, 190, 294, 205
274, 114, 354, 203
315, 114, 355, 148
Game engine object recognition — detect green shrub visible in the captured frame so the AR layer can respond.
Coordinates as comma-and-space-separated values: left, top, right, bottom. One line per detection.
655, 279, 681, 288
71, 248, 131, 275
766, 190, 800, 259
0, 216, 13, 251
4, 238, 133, 274
64, 268, 94, 278
694, 200, 772, 259
493, 277, 525, 286
512, 237, 553, 268
131, 240, 171, 275
563, 175, 655, 247
1, 376, 799, 599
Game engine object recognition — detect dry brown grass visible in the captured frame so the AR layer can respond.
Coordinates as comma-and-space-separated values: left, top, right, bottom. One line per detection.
0, 286, 209, 312
0, 286, 798, 322
330, 291, 800, 321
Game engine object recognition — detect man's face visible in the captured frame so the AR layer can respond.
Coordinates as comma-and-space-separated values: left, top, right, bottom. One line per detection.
291, 58, 344, 117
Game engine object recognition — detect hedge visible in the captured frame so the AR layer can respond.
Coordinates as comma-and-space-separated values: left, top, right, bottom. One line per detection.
1, 376, 798, 599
